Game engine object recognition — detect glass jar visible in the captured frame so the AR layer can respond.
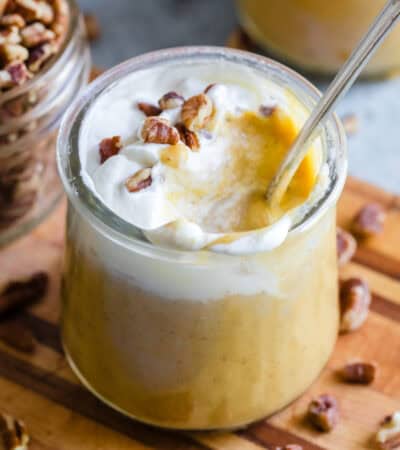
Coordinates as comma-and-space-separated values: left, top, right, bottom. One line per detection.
236, 0, 400, 77
57, 47, 347, 430
0, 0, 91, 246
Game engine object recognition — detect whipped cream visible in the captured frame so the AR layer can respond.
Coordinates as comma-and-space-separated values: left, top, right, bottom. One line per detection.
79, 61, 322, 255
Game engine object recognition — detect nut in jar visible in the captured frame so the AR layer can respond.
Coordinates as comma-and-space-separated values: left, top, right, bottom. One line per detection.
0, 0, 91, 244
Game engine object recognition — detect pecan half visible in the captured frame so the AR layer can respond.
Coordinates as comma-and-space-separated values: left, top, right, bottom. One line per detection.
377, 412, 400, 450
0, 272, 48, 316
175, 123, 200, 151
158, 91, 184, 110
84, 13, 100, 42
137, 102, 161, 117
181, 93, 213, 131
0, 413, 29, 450
125, 168, 152, 193
352, 203, 386, 238
26, 41, 55, 72
307, 394, 339, 432
141, 117, 180, 145
340, 362, 376, 384
0, 14, 26, 29
0, 320, 36, 353
259, 105, 277, 117
336, 227, 357, 266
99, 135, 122, 164
15, 0, 54, 24
21, 22, 55, 47
0, 43, 29, 63
339, 278, 371, 333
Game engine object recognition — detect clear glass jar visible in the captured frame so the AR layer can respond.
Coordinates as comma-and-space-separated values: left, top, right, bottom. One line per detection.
0, 0, 90, 246
236, 0, 400, 77
57, 47, 347, 430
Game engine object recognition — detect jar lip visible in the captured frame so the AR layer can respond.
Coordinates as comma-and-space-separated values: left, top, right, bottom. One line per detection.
57, 46, 347, 261
0, 0, 80, 104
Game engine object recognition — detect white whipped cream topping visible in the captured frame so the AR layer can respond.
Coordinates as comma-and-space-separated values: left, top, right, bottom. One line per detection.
79, 62, 320, 255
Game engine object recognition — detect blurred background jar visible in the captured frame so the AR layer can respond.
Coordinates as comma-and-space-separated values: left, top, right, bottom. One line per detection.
0, 0, 90, 246
236, 0, 400, 77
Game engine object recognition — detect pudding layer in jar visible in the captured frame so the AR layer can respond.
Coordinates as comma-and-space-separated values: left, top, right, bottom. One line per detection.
58, 48, 347, 430
236, 0, 400, 77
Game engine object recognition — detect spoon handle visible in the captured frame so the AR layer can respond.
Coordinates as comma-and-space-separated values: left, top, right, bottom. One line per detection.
266, 0, 400, 206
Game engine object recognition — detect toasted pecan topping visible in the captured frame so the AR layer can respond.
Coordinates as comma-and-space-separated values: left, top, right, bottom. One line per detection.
26, 41, 55, 72
0, 14, 26, 28
0, 412, 29, 450
137, 102, 162, 117
352, 203, 386, 238
336, 227, 357, 266
181, 93, 213, 131
158, 91, 184, 110
339, 278, 371, 333
0, 43, 29, 63
125, 168, 152, 193
175, 123, 200, 151
21, 22, 55, 47
15, 0, 54, 24
6, 60, 30, 85
99, 136, 122, 164
307, 394, 339, 432
340, 362, 376, 384
141, 116, 180, 145
259, 105, 277, 117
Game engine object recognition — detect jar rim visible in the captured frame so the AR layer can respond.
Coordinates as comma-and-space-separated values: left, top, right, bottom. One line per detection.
0, 0, 80, 105
57, 46, 347, 262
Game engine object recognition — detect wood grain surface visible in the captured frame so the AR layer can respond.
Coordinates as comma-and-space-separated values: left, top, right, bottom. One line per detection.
0, 176, 399, 450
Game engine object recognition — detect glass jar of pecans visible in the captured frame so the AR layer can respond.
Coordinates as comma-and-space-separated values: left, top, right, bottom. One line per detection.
0, 0, 90, 245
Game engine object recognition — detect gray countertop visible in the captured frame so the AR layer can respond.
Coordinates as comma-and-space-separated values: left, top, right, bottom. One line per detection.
77, 0, 400, 195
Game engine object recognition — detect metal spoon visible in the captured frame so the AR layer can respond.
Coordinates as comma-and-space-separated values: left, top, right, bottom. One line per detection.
266, 0, 400, 207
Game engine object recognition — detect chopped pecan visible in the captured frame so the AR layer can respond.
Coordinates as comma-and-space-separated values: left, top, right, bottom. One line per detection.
125, 168, 152, 193
175, 123, 200, 151
21, 22, 55, 47
15, 0, 54, 24
0, 14, 26, 28
340, 362, 376, 384
141, 117, 180, 145
339, 278, 371, 333
204, 83, 216, 93
307, 394, 339, 432
158, 91, 184, 110
377, 412, 400, 450
0, 26, 21, 45
181, 93, 213, 131
0, 43, 29, 63
352, 203, 386, 238
341, 113, 359, 136
99, 135, 122, 164
84, 13, 100, 42
0, 320, 36, 353
27, 41, 55, 72
6, 61, 30, 85
259, 105, 277, 117
336, 227, 357, 266
0, 412, 29, 450
137, 102, 161, 117
0, 272, 48, 316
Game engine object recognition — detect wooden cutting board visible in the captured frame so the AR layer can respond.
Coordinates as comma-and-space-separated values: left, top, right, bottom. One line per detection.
0, 176, 399, 450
